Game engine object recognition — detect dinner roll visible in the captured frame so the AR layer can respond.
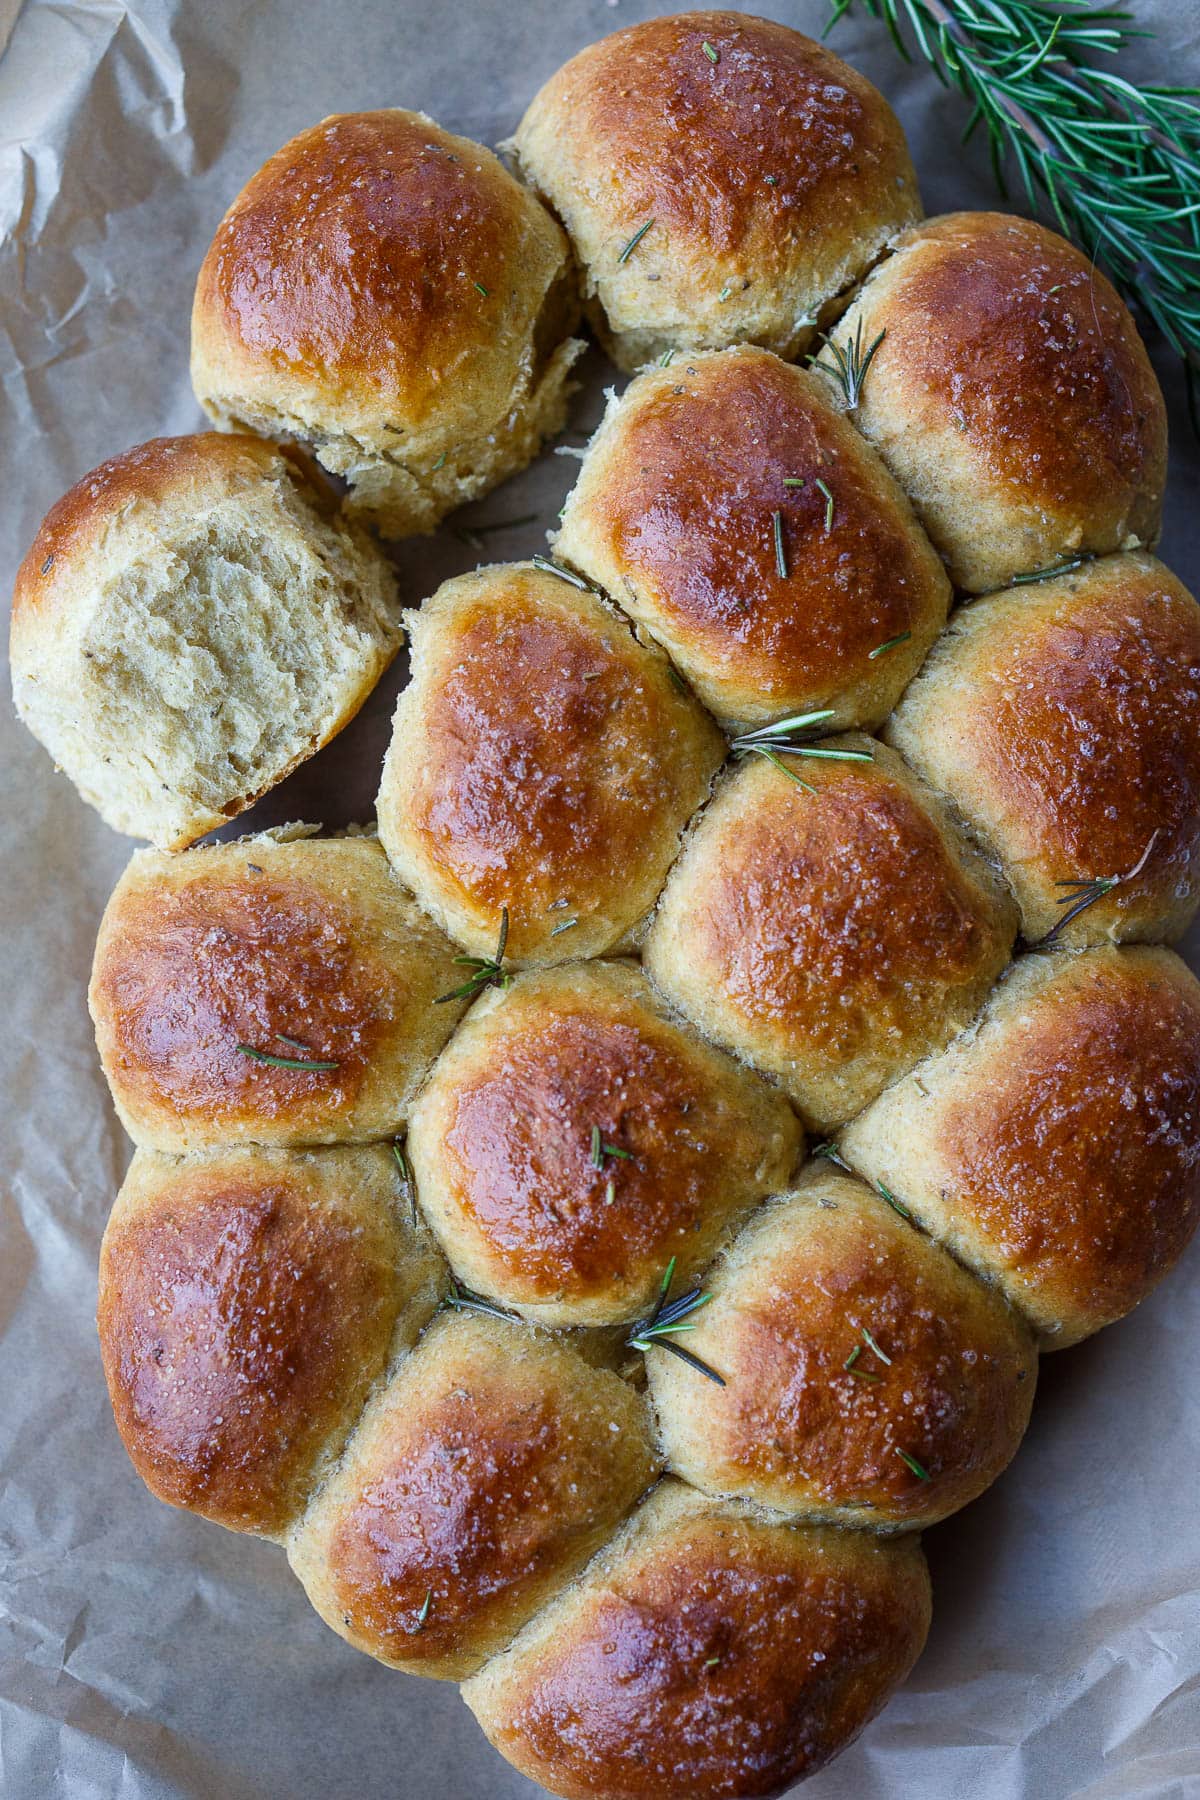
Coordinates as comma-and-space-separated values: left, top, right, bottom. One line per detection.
89, 831, 469, 1153
885, 553, 1200, 946
289, 1311, 659, 1680
192, 111, 581, 537
841, 946, 1200, 1348
510, 12, 920, 372
836, 212, 1167, 592
554, 347, 950, 730
98, 1144, 443, 1537
644, 739, 1016, 1128
406, 961, 801, 1327
463, 1479, 932, 1800
647, 1166, 1035, 1530
376, 562, 724, 964
9, 434, 399, 848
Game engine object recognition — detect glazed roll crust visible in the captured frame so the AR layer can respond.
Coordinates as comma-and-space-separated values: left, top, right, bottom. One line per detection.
512, 11, 920, 371
644, 740, 1017, 1129
9, 434, 399, 849
406, 961, 801, 1326
191, 111, 581, 536
885, 552, 1200, 946
89, 833, 470, 1152
647, 1167, 1036, 1529
837, 212, 1167, 592
842, 946, 1200, 1348
463, 1480, 932, 1800
98, 1145, 443, 1538
289, 1312, 660, 1680
554, 347, 950, 730
376, 563, 725, 963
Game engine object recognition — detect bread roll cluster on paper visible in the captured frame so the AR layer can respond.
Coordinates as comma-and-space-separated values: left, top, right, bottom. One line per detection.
192, 109, 582, 538
406, 960, 801, 1327
554, 346, 950, 731
511, 10, 920, 371
10, 434, 399, 848
376, 561, 724, 964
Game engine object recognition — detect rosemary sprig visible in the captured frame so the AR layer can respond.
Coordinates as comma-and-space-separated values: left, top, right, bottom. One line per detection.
812, 1141, 853, 1171
869, 631, 913, 659
434, 908, 511, 1003
826, 0, 1200, 412
772, 509, 789, 578
236, 1043, 339, 1071
730, 713, 872, 792
444, 1275, 516, 1323
530, 553, 597, 593
618, 219, 655, 264
1036, 829, 1161, 944
1010, 555, 1087, 586
627, 1258, 726, 1385
810, 319, 887, 407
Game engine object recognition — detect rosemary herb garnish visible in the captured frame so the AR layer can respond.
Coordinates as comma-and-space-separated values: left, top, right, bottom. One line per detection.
236, 1043, 340, 1071
590, 1126, 633, 1169
627, 1258, 726, 1385
842, 1343, 883, 1383
415, 1589, 433, 1630
719, 281, 733, 302
782, 476, 805, 488
41, 553, 54, 575
812, 1141, 852, 1171
659, 348, 675, 367
860, 1326, 892, 1366
772, 509, 788, 579
702, 38, 720, 62
731, 712, 871, 791
875, 1180, 913, 1221
667, 664, 690, 694
444, 1275, 516, 1323
618, 219, 654, 264
1037, 830, 1161, 945
473, 281, 490, 297
815, 477, 835, 532
703, 1654, 721, 1668
895, 1446, 931, 1482
811, 320, 887, 407
869, 631, 912, 659
1010, 556, 1087, 587
392, 1141, 419, 1227
530, 553, 597, 593
550, 917, 578, 937
434, 908, 511, 1003
274, 1033, 311, 1053
431, 452, 447, 472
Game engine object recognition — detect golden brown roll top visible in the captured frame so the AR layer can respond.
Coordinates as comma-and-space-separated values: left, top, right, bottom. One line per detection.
644, 739, 1017, 1129
885, 552, 1200, 946
288, 1311, 660, 1680
376, 563, 724, 964
463, 1479, 932, 1800
98, 1144, 443, 1538
512, 12, 920, 372
191, 110, 581, 536
406, 961, 801, 1327
554, 347, 950, 730
10, 433, 398, 849
647, 1167, 1035, 1529
89, 833, 469, 1152
837, 212, 1167, 593
841, 945, 1200, 1348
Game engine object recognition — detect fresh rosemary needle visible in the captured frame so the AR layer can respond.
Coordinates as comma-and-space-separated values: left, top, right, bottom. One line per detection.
444, 1275, 516, 1323
812, 1141, 852, 1172
618, 219, 654, 264
1037, 829, 1161, 944
627, 1258, 726, 1385
590, 1126, 633, 1169
815, 477, 835, 532
810, 319, 887, 407
1010, 556, 1087, 586
434, 908, 511, 1003
876, 1180, 913, 1221
392, 1141, 419, 1227
860, 1326, 893, 1366
702, 38, 720, 62
473, 280, 489, 297
236, 1044, 339, 1071
895, 1446, 931, 1482
415, 1589, 433, 1630
772, 509, 788, 579
869, 631, 912, 659
530, 553, 597, 593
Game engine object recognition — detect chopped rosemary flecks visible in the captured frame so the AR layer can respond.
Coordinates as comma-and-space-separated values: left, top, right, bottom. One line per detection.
274, 1033, 312, 1053
1010, 556, 1087, 586
1037, 830, 1161, 945
764, 173, 778, 185
627, 1258, 726, 1385
703, 1655, 721, 1669
895, 1447, 931, 1482
782, 476, 805, 488
659, 348, 675, 367
431, 452, 447, 471
617, 219, 654, 264
604, 1177, 616, 1205
550, 917, 579, 937
236, 1044, 340, 1072
530, 553, 596, 593
415, 1589, 433, 1630
590, 1125, 633, 1169
444, 1275, 516, 1323
772, 509, 788, 580
869, 631, 912, 660
702, 38, 719, 62
473, 280, 490, 297
812, 1140, 852, 1171
875, 1180, 913, 1221
719, 282, 733, 302
860, 1326, 892, 1366
810, 320, 887, 408
843, 1344, 882, 1383
434, 908, 511, 1003
815, 477, 835, 532
41, 553, 55, 575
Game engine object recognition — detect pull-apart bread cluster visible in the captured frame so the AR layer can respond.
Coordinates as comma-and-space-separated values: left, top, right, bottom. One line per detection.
11, 10, 1200, 1798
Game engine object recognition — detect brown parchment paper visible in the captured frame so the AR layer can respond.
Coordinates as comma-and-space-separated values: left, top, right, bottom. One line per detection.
2, 2, 1199, 1796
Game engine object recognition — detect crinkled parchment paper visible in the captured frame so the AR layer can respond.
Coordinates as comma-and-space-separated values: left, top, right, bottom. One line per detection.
2, 2, 1198, 1795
